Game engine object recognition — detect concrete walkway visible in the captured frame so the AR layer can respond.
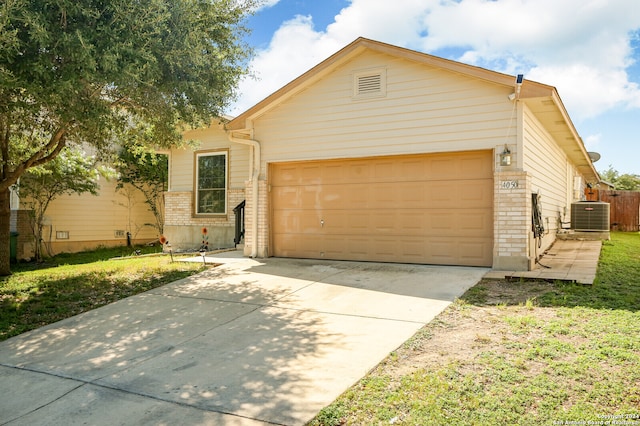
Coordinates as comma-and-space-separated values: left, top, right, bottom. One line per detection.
484, 239, 602, 285
0, 252, 487, 426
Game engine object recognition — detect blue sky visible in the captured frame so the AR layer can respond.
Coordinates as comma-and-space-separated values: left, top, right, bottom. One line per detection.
232, 0, 640, 176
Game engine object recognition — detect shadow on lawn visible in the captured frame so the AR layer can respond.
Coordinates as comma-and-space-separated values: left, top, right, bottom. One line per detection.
10, 245, 163, 272
0, 267, 199, 341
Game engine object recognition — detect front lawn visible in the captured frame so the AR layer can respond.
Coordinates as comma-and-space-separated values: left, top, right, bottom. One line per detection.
0, 247, 204, 341
310, 232, 640, 425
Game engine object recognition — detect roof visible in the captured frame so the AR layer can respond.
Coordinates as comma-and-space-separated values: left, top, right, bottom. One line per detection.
227, 37, 599, 182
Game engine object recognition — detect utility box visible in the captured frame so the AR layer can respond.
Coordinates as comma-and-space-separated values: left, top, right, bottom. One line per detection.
571, 201, 610, 231
10, 232, 19, 263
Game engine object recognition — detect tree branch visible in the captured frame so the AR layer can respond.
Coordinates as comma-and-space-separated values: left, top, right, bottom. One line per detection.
0, 126, 68, 192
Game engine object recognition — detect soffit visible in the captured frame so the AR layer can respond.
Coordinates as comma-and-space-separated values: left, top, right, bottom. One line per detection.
522, 92, 599, 183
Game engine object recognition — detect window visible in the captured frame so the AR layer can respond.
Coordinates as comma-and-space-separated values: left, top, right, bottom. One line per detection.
353, 67, 386, 99
195, 151, 227, 215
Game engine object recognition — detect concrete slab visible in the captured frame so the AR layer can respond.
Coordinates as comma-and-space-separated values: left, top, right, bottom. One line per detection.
0, 365, 82, 423
0, 293, 258, 381
95, 307, 423, 425
4, 380, 271, 426
0, 254, 487, 426
485, 239, 602, 285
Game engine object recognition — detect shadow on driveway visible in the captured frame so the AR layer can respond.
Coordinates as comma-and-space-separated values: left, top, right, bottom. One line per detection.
0, 255, 487, 425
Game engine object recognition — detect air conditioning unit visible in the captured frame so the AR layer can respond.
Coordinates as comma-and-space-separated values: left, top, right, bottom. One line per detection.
571, 201, 610, 231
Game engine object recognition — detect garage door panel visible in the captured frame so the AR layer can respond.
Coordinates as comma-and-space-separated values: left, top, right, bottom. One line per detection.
271, 211, 315, 234
276, 179, 492, 211
270, 151, 493, 267
273, 151, 493, 184
293, 209, 491, 237
273, 208, 492, 238
271, 186, 302, 209
272, 234, 492, 267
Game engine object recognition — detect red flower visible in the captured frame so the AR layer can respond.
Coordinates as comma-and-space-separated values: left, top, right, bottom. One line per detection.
201, 227, 208, 235
159, 235, 167, 245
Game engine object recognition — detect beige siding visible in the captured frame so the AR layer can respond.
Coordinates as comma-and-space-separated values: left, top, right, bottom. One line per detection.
171, 125, 250, 192
164, 124, 249, 251
254, 51, 517, 170
40, 178, 158, 253
522, 104, 585, 252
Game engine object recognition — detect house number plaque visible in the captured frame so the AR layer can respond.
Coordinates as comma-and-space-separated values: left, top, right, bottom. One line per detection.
501, 180, 519, 189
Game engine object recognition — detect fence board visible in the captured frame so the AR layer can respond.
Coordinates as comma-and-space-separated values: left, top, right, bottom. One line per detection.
585, 189, 640, 231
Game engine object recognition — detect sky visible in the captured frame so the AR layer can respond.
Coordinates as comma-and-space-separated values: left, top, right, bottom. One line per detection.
230, 0, 640, 176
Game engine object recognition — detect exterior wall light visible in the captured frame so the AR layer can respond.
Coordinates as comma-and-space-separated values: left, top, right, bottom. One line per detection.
500, 146, 512, 167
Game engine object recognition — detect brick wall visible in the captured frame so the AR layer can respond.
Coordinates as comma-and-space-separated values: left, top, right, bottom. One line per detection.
10, 209, 35, 261
240, 179, 269, 257
493, 170, 532, 270
163, 189, 245, 251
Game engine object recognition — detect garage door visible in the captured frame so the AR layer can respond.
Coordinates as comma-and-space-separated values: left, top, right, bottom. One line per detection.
270, 151, 493, 266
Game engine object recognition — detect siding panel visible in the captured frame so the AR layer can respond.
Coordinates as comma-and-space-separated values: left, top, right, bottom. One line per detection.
522, 104, 582, 251
254, 50, 516, 169
172, 125, 250, 192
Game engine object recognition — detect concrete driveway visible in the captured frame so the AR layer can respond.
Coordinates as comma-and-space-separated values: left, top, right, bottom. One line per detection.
0, 252, 487, 426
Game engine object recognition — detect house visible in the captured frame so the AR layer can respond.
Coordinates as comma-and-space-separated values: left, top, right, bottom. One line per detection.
172, 37, 602, 270
162, 119, 250, 252
10, 177, 160, 259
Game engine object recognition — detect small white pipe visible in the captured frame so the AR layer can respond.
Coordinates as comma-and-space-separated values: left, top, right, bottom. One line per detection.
228, 130, 261, 258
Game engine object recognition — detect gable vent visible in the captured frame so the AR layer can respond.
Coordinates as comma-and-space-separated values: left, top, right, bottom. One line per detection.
357, 74, 382, 94
353, 68, 386, 99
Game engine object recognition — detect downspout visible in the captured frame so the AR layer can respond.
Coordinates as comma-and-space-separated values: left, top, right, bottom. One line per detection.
228, 128, 261, 258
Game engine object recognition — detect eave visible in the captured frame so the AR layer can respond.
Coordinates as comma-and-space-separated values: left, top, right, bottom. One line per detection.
227, 37, 600, 183
521, 89, 599, 183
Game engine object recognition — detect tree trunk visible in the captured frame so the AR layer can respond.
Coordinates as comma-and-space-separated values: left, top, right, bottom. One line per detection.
0, 187, 11, 276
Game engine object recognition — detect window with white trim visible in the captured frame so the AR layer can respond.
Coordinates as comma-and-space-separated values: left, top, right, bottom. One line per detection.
195, 151, 227, 215
353, 67, 386, 99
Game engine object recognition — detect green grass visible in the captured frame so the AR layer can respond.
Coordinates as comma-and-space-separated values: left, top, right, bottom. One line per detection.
0, 246, 204, 341
309, 232, 640, 426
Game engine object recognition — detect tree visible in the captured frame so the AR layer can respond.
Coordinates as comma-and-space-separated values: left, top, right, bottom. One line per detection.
116, 143, 168, 237
16, 147, 101, 261
0, 0, 256, 274
599, 166, 640, 191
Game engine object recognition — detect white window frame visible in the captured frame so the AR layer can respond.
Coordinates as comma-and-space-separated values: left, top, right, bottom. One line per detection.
194, 150, 228, 216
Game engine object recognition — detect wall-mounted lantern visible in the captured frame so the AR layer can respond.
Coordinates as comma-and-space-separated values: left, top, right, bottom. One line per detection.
500, 146, 512, 167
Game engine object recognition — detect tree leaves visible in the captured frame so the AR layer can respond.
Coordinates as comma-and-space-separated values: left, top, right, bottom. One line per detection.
0, 0, 256, 191
599, 166, 640, 191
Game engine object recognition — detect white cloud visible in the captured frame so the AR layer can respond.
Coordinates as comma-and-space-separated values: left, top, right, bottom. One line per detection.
231, 15, 344, 113
230, 0, 640, 121
584, 133, 602, 151
418, 0, 640, 120
253, 0, 281, 12
325, 0, 431, 47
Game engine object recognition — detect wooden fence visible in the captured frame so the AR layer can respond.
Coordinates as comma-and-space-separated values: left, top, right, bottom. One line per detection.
585, 189, 640, 232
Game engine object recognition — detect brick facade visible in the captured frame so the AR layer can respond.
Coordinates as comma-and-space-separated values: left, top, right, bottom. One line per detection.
10, 209, 35, 261
493, 170, 532, 270
242, 179, 269, 257
163, 188, 245, 251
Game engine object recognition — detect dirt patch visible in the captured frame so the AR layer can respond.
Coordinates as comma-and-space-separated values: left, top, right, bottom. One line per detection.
379, 279, 564, 379
467, 279, 560, 306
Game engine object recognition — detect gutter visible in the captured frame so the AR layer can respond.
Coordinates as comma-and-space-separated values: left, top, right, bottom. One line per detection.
227, 127, 261, 258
